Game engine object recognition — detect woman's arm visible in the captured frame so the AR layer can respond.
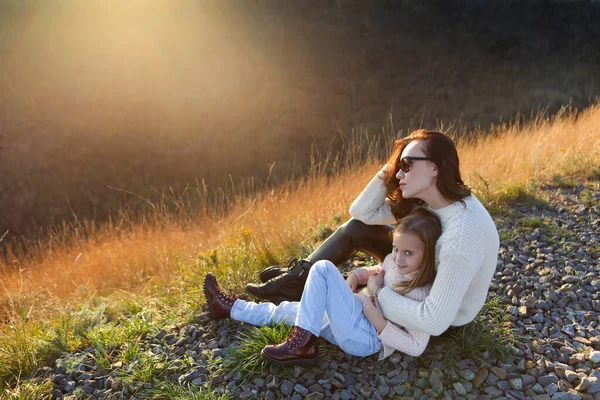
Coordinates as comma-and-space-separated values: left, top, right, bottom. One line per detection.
378, 251, 477, 336
348, 166, 397, 225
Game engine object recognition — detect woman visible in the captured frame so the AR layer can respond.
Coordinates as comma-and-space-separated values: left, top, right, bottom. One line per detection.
247, 129, 499, 335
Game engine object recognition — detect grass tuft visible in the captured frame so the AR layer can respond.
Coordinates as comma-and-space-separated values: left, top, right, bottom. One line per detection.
1, 378, 53, 400
494, 184, 548, 208
428, 296, 519, 363
218, 324, 294, 379
138, 381, 231, 400
121, 349, 170, 383
0, 322, 56, 390
551, 174, 578, 189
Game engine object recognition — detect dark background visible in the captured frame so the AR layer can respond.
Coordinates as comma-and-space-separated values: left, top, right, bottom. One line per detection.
0, 0, 599, 243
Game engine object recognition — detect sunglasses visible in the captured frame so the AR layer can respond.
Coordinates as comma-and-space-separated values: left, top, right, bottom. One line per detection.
398, 156, 432, 173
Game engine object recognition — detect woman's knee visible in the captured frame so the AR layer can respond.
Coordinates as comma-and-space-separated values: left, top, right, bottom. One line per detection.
338, 218, 368, 238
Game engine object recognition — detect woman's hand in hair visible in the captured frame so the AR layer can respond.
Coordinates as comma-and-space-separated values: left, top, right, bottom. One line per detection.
346, 272, 359, 293
367, 270, 385, 296
377, 164, 393, 179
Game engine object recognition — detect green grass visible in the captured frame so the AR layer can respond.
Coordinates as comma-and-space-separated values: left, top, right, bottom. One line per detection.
427, 296, 519, 364
137, 381, 231, 400
474, 180, 549, 217
498, 215, 575, 244
0, 322, 58, 390
217, 324, 294, 380
552, 174, 578, 189
1, 378, 53, 400
579, 187, 599, 206
495, 184, 548, 208
122, 349, 171, 384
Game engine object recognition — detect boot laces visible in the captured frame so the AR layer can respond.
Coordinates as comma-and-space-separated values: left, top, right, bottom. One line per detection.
216, 290, 236, 307
286, 326, 307, 349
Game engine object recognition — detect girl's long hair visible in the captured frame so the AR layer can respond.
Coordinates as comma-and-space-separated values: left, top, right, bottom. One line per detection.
392, 207, 442, 295
383, 129, 471, 221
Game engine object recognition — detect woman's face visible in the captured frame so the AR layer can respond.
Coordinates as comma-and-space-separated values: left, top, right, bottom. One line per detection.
391, 232, 425, 275
395, 140, 438, 200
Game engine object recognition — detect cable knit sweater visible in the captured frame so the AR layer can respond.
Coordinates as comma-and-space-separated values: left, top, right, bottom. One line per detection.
352, 255, 431, 359
349, 169, 500, 336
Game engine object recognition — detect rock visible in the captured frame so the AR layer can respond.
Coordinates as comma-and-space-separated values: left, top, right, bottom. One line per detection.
294, 384, 308, 396
281, 380, 294, 396
539, 375, 559, 387
507, 389, 528, 400
359, 385, 372, 397
509, 378, 523, 390
490, 366, 507, 380
589, 351, 600, 363
522, 374, 537, 387
459, 369, 476, 381
575, 377, 590, 392
484, 386, 504, 397
454, 382, 467, 395
545, 383, 559, 396
588, 377, 600, 393
63, 381, 76, 393
564, 370, 579, 383
474, 369, 489, 388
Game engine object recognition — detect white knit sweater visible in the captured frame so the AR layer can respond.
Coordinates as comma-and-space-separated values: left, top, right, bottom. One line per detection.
353, 256, 430, 358
349, 169, 500, 336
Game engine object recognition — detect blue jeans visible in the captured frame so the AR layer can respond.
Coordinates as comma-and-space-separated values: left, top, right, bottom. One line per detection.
231, 260, 382, 357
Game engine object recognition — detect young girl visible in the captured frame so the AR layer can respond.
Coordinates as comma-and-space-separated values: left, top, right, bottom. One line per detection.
203, 208, 442, 366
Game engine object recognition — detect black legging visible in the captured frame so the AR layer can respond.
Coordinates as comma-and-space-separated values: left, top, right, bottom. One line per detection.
306, 218, 393, 266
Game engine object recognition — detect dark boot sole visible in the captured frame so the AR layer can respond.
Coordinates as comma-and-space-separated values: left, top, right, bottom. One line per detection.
260, 349, 319, 367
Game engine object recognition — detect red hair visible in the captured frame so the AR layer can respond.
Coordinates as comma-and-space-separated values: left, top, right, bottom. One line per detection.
383, 130, 471, 221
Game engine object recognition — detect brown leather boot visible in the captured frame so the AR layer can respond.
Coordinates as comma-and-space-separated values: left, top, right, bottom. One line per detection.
261, 326, 319, 366
203, 273, 237, 320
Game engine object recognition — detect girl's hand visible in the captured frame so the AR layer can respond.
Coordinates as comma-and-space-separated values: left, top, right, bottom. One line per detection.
367, 270, 385, 295
346, 272, 359, 293
362, 295, 387, 334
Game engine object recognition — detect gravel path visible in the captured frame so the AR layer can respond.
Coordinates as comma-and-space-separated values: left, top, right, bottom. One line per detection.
48, 182, 600, 399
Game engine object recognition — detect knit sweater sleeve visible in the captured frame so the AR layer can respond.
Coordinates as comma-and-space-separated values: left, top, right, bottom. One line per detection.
348, 168, 397, 225
378, 250, 477, 336
377, 285, 431, 357
351, 264, 382, 286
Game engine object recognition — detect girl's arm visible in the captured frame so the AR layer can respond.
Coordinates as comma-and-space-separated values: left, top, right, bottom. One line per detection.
377, 285, 431, 357
348, 165, 397, 225
349, 264, 382, 286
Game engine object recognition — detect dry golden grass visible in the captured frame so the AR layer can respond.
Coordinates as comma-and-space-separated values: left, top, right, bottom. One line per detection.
460, 104, 600, 190
0, 104, 599, 322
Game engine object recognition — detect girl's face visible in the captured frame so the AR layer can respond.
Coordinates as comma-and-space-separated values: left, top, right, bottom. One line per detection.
391, 232, 425, 275
395, 140, 438, 201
